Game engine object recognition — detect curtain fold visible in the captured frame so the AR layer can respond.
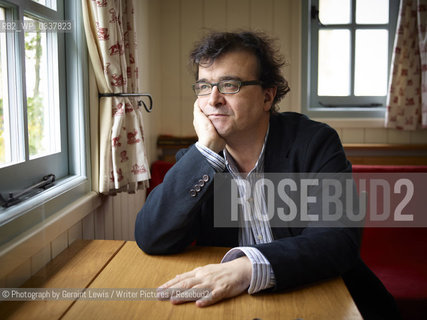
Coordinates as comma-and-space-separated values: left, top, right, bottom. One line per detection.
385, 0, 427, 130
82, 0, 150, 194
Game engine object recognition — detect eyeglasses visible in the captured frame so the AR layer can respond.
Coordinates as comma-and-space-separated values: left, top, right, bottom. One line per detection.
192, 79, 262, 96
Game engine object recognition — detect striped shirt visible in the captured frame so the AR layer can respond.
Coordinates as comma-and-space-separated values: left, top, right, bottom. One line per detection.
195, 128, 276, 294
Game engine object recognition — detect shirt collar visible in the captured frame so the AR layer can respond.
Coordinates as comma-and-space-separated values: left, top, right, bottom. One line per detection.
224, 125, 270, 177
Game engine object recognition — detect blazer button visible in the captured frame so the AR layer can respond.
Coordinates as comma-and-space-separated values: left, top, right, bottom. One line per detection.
190, 189, 197, 197
195, 185, 201, 192
198, 179, 205, 187
202, 174, 209, 182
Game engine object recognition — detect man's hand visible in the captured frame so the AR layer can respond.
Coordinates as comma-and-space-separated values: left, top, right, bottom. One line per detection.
193, 100, 226, 153
157, 256, 252, 307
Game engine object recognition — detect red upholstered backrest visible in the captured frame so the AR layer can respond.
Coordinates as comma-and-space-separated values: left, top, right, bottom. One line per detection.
354, 164, 427, 305
352, 165, 427, 173
146, 161, 174, 196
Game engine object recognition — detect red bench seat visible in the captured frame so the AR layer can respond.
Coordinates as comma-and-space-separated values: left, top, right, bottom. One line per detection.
354, 165, 427, 320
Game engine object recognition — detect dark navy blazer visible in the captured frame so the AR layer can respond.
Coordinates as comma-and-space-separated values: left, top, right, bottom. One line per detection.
135, 112, 400, 319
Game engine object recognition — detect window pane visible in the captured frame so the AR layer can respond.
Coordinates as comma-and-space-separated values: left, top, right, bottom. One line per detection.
354, 29, 388, 96
356, 0, 389, 24
318, 29, 351, 96
32, 0, 57, 10
0, 8, 10, 167
319, 0, 351, 24
25, 17, 61, 159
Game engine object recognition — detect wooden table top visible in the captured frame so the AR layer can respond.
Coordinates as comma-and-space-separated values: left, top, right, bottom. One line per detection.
64, 241, 362, 320
1, 240, 362, 319
0, 240, 125, 320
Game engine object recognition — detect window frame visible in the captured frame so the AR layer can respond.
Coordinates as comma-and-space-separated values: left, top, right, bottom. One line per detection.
301, 0, 400, 118
0, 0, 90, 246
0, 0, 68, 191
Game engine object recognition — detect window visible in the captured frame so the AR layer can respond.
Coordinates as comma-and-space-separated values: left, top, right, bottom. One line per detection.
0, 0, 89, 242
302, 0, 399, 118
0, 0, 66, 191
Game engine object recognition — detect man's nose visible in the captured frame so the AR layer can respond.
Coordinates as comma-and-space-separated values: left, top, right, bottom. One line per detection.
208, 86, 225, 107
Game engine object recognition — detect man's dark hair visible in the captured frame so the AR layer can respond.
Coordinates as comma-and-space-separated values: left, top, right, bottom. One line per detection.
189, 31, 290, 112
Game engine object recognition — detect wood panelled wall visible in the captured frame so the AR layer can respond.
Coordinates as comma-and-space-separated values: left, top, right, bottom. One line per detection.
158, 0, 301, 137
155, 0, 427, 144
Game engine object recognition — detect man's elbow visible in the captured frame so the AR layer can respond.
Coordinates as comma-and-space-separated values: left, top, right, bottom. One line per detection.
134, 210, 163, 254
135, 234, 164, 255
134, 230, 187, 255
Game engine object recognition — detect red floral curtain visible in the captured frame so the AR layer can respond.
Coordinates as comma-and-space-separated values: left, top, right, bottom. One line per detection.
82, 0, 150, 194
385, 0, 427, 130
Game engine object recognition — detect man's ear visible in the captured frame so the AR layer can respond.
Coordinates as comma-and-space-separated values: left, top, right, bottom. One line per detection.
263, 87, 277, 111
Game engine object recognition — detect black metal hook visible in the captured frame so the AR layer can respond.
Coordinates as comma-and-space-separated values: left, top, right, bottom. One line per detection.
137, 94, 153, 113
99, 92, 153, 113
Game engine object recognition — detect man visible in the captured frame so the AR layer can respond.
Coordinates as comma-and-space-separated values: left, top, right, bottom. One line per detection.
135, 31, 399, 319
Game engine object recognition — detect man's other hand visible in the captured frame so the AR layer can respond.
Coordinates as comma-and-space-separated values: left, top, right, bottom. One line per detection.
193, 100, 226, 153
157, 256, 252, 307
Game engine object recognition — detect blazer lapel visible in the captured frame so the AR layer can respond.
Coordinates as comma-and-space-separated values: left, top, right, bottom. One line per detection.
264, 113, 293, 173
263, 113, 297, 240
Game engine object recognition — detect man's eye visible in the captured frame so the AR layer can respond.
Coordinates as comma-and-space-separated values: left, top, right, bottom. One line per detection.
199, 84, 210, 90
223, 82, 238, 90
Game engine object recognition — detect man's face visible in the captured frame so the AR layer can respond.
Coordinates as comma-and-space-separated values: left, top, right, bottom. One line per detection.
197, 50, 274, 141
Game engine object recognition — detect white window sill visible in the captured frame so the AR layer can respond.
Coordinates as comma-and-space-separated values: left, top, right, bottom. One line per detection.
0, 175, 92, 248
0, 175, 88, 226
0, 190, 101, 280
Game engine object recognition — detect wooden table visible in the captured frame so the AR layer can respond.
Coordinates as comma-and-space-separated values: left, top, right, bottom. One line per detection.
1, 240, 362, 319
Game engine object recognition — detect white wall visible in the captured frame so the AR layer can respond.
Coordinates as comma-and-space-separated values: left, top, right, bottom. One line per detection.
135, 0, 161, 163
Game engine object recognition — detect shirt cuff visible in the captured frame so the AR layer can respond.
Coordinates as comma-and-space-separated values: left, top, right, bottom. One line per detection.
195, 142, 226, 172
221, 247, 276, 294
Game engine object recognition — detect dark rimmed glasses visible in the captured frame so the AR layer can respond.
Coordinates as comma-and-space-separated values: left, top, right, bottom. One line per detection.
192, 79, 262, 96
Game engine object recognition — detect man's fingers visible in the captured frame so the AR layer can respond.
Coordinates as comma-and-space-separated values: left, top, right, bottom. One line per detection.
156, 287, 180, 300
157, 271, 204, 300
193, 101, 226, 153
159, 270, 195, 289
193, 99, 205, 120
169, 287, 211, 305
195, 288, 224, 307
193, 99, 200, 112
158, 260, 250, 307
